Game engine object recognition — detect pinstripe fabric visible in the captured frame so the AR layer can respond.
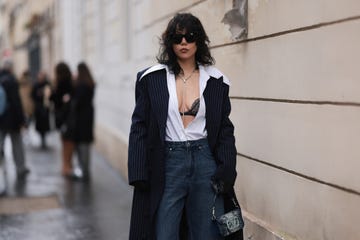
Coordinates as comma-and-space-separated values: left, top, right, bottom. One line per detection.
204, 78, 237, 186
128, 67, 241, 240
128, 70, 151, 185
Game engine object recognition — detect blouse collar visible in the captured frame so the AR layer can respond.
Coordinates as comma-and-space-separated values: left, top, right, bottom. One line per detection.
139, 64, 230, 86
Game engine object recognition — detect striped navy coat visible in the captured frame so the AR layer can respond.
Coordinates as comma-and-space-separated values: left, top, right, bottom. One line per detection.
128, 65, 243, 240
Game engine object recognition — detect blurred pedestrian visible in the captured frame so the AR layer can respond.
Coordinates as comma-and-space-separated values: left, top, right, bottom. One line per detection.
72, 62, 95, 181
50, 62, 75, 178
18, 70, 34, 124
0, 59, 29, 180
31, 71, 51, 149
128, 13, 243, 240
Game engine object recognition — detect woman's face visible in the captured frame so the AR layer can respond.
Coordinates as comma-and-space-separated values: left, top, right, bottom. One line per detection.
172, 29, 197, 62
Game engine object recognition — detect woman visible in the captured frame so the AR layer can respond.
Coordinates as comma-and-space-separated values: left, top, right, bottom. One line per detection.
128, 13, 243, 240
50, 62, 74, 178
73, 62, 95, 181
31, 71, 51, 149
18, 70, 34, 124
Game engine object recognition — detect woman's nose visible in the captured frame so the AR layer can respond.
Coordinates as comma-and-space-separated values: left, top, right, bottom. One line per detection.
180, 37, 187, 44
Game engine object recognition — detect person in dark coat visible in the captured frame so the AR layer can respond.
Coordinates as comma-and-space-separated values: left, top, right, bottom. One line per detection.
0, 60, 29, 180
50, 62, 74, 178
128, 13, 243, 240
31, 71, 51, 149
72, 62, 95, 181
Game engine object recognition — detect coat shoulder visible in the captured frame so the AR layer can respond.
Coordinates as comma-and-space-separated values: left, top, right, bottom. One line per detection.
203, 65, 231, 86
138, 64, 167, 82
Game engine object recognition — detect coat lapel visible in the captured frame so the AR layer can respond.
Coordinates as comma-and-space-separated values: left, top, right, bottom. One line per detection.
146, 69, 169, 143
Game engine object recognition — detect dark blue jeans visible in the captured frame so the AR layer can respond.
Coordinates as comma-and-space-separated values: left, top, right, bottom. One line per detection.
156, 138, 224, 240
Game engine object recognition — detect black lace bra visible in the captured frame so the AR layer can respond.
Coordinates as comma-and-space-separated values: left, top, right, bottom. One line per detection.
179, 98, 200, 117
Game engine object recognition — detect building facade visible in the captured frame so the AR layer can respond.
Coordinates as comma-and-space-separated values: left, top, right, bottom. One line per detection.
0, 0, 55, 79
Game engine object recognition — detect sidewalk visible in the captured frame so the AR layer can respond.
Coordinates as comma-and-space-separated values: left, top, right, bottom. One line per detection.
0, 126, 133, 240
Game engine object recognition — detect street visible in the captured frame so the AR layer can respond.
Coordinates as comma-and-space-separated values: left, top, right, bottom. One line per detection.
0, 125, 132, 240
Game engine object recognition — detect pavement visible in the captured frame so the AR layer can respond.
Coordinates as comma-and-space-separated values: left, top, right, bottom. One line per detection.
0, 125, 133, 240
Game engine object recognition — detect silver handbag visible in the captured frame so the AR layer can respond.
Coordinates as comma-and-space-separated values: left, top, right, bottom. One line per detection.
211, 195, 244, 236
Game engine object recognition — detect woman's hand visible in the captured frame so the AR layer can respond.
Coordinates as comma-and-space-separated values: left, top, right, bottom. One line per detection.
62, 94, 70, 103
211, 178, 232, 195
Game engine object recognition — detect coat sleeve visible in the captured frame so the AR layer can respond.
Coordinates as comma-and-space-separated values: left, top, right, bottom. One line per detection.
213, 83, 237, 188
73, 84, 94, 110
128, 71, 150, 186
8, 77, 25, 127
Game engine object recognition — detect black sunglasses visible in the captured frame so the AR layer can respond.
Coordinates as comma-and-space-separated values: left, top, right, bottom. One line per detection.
172, 32, 196, 44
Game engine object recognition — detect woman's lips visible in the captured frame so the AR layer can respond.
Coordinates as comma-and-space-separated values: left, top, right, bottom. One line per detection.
180, 48, 189, 53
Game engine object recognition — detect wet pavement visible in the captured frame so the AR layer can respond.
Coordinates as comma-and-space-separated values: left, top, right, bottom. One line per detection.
0, 126, 133, 240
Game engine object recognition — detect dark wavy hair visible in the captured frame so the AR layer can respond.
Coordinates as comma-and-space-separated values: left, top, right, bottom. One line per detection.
157, 13, 214, 75
55, 62, 72, 89
77, 62, 95, 88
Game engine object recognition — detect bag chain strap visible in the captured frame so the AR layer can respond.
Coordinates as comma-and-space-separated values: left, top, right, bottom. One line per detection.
211, 193, 239, 221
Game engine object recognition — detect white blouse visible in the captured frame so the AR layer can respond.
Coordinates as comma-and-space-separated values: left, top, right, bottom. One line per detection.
139, 64, 230, 142
165, 65, 208, 141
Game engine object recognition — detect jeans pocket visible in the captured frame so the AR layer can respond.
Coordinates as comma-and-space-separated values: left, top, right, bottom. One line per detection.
196, 145, 217, 177
198, 144, 215, 161
164, 147, 186, 178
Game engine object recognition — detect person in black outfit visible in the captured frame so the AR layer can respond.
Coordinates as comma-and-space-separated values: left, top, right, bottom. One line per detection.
0, 60, 29, 180
72, 62, 95, 181
50, 62, 74, 177
31, 71, 51, 149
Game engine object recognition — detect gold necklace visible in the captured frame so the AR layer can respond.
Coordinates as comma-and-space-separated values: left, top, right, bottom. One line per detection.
179, 68, 196, 83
